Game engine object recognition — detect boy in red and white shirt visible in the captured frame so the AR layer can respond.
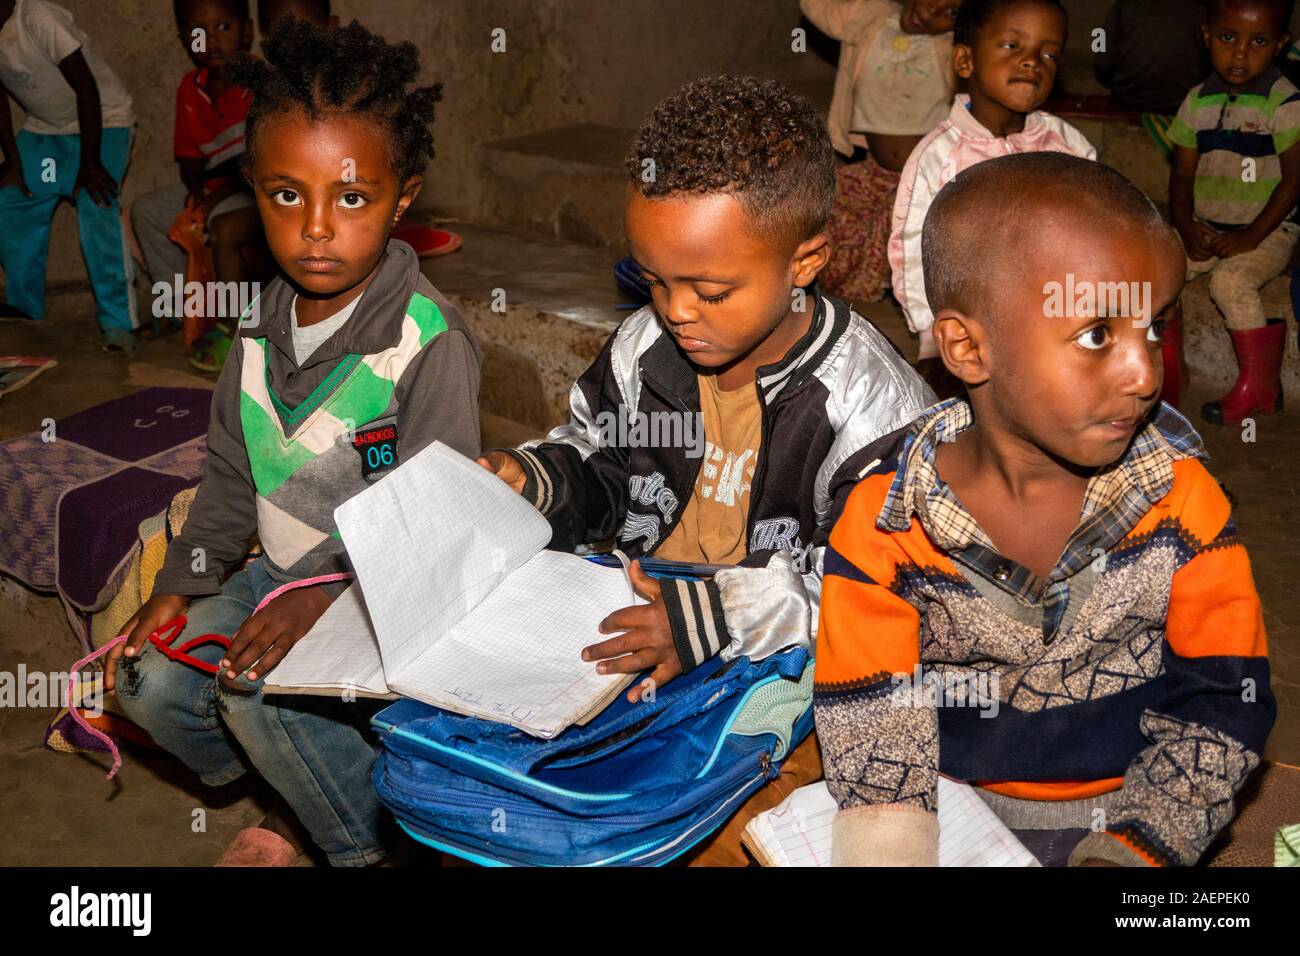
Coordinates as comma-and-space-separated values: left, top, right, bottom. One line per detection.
130, 0, 257, 336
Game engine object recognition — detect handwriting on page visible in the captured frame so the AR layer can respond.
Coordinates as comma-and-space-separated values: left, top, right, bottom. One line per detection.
444, 687, 537, 725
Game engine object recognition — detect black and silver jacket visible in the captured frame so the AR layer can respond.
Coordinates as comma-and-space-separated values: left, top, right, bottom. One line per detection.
500, 290, 934, 672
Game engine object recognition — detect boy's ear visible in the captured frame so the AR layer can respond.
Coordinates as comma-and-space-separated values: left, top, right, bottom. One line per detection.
952, 43, 974, 80
790, 232, 831, 287
1201, 24, 1212, 49
932, 307, 990, 386
240, 18, 254, 49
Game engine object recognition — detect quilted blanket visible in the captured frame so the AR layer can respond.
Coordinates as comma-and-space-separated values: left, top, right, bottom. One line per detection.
0, 387, 209, 638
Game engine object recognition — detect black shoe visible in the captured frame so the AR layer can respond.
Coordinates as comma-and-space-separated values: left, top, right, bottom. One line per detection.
0, 303, 34, 321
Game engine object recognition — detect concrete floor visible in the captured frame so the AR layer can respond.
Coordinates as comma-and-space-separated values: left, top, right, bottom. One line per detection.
0, 273, 1297, 866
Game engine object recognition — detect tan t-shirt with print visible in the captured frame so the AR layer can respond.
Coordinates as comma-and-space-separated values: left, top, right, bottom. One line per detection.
655, 373, 762, 565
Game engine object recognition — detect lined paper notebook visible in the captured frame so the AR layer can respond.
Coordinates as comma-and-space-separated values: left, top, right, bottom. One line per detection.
265, 441, 642, 738
742, 778, 1041, 867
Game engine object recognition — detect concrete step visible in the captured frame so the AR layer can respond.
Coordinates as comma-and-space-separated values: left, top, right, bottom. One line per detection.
478, 123, 634, 249
1069, 115, 1171, 205
422, 219, 1300, 439
419, 222, 628, 432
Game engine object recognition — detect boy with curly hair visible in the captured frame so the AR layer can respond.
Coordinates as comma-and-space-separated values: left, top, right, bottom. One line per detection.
478, 74, 933, 863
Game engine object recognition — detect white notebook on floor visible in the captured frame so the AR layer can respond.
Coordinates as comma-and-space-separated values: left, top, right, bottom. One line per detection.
264, 441, 642, 738
741, 777, 1041, 867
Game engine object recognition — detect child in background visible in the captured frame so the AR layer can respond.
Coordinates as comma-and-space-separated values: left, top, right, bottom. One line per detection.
1170, 0, 1300, 426
817, 153, 1274, 867
478, 75, 933, 864
169, 1, 337, 362
195, 0, 341, 287
802, 0, 961, 304
0, 0, 137, 350
130, 0, 257, 365
1095, 0, 1210, 116
108, 18, 482, 868
890, 0, 1094, 370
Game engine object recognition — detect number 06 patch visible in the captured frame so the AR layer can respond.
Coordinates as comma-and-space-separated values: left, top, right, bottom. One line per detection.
353, 423, 399, 482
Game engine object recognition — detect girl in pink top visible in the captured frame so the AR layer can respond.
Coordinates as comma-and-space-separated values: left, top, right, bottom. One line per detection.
803, 0, 962, 304
889, 0, 1095, 362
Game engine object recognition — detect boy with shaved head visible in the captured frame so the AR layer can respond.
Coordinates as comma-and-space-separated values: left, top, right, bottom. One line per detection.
815, 152, 1274, 867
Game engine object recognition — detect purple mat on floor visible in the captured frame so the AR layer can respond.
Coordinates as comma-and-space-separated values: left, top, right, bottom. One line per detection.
0, 387, 209, 612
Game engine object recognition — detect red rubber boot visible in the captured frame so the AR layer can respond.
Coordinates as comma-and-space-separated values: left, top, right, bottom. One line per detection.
1201, 319, 1287, 426
1159, 303, 1188, 407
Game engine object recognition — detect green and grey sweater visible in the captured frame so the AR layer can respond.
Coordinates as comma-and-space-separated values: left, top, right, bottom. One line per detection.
153, 239, 482, 598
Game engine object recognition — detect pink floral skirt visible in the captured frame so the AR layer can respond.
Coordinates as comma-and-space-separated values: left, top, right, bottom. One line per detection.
821, 154, 901, 303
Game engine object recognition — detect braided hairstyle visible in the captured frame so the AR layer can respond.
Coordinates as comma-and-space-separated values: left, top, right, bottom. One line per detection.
226, 17, 441, 184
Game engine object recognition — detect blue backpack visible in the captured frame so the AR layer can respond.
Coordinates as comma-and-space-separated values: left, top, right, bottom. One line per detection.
371, 646, 813, 866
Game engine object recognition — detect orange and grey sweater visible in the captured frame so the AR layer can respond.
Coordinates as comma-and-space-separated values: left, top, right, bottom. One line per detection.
814, 398, 1274, 867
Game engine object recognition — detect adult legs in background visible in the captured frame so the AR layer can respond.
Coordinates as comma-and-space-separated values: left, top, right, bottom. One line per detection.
0, 130, 62, 321
74, 126, 139, 337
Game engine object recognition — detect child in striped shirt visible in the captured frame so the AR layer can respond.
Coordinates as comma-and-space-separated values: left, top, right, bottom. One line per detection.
1169, 0, 1300, 427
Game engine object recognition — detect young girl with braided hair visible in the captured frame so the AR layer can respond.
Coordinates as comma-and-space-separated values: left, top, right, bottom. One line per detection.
107, 17, 482, 867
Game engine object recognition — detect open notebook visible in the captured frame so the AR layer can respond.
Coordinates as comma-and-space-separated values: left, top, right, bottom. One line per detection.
742, 778, 1041, 867
264, 441, 643, 738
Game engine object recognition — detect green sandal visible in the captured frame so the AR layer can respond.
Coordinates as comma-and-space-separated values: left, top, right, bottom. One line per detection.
188, 327, 233, 372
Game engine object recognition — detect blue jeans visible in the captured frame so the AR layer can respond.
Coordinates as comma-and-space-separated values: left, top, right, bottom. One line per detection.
115, 558, 390, 866
0, 127, 137, 331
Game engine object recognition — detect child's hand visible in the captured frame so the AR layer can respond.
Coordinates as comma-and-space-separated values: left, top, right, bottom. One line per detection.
475, 451, 527, 495
220, 586, 335, 684
583, 560, 683, 703
0, 159, 32, 197
1209, 227, 1262, 260
73, 160, 118, 207
105, 593, 191, 692
1177, 220, 1218, 261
